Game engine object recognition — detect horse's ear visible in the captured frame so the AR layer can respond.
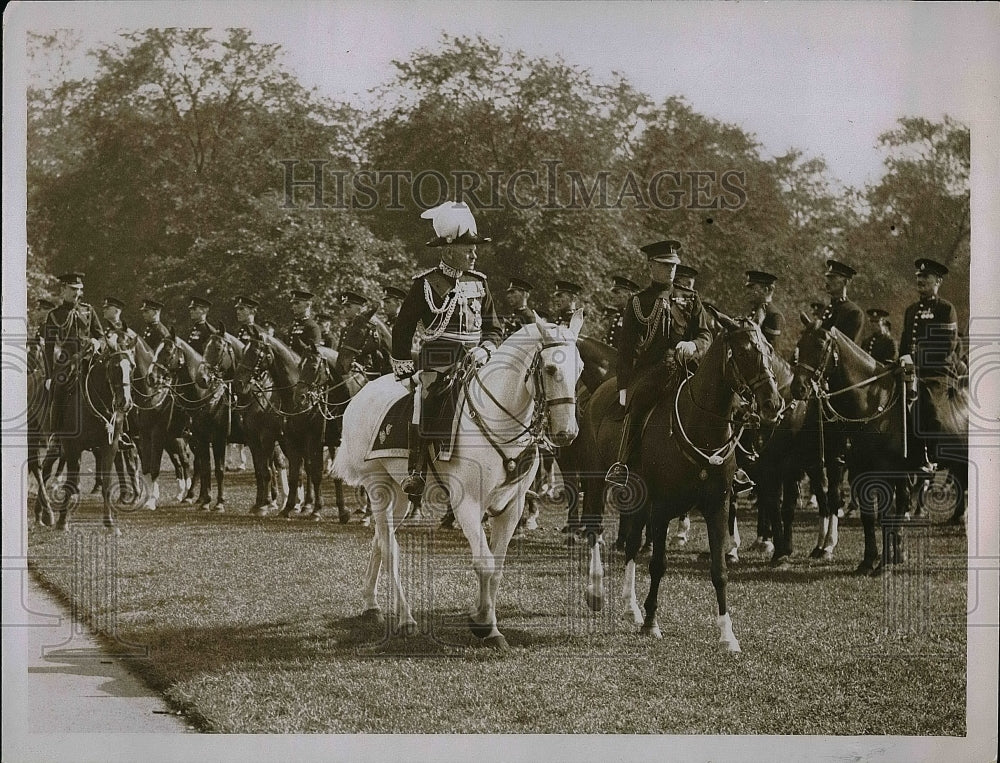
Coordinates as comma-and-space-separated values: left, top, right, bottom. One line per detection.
218, 321, 227, 337
533, 311, 550, 335
569, 308, 585, 336
169, 326, 176, 341
799, 311, 812, 326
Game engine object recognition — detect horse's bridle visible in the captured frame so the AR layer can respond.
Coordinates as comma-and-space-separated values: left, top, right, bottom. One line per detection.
724, 322, 779, 415
83, 347, 135, 442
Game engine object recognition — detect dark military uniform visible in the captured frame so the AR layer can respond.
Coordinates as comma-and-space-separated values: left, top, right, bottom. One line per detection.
749, 303, 783, 349
235, 321, 265, 345
820, 297, 864, 342
187, 320, 217, 356
863, 331, 898, 364
900, 295, 960, 379
143, 319, 170, 347
603, 308, 625, 348
391, 264, 502, 375
339, 310, 389, 376
42, 297, 104, 433
321, 329, 337, 349
502, 306, 536, 339
553, 309, 576, 328
617, 282, 713, 395
288, 316, 322, 356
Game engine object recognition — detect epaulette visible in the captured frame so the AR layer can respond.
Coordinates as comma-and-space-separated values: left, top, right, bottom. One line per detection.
414, 267, 437, 279
465, 269, 488, 280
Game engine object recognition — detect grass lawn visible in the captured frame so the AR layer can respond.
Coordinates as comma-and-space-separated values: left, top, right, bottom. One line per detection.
26, 462, 967, 734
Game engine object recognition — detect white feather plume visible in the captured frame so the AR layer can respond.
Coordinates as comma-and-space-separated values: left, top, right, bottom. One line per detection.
420, 201, 477, 243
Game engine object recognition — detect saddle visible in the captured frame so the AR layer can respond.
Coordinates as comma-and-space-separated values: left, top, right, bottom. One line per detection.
367, 374, 464, 462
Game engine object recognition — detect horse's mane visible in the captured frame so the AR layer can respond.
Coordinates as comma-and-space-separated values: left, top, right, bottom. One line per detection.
222, 332, 245, 354
262, 333, 301, 365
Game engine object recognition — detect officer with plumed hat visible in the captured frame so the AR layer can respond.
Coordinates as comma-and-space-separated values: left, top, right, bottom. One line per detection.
862, 308, 898, 363
391, 201, 502, 498
139, 298, 171, 347
287, 289, 322, 356
41, 272, 105, 431
819, 259, 864, 341
186, 296, 218, 355
606, 239, 713, 488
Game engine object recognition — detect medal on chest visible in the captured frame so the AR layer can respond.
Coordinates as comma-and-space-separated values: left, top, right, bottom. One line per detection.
455, 279, 485, 331
918, 307, 934, 320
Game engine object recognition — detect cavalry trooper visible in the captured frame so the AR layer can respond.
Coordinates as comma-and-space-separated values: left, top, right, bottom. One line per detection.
287, 289, 322, 356
337, 290, 387, 376
101, 296, 136, 348
317, 313, 337, 349
370, 285, 407, 371
862, 308, 898, 363
390, 200, 501, 499
41, 272, 105, 433
899, 258, 965, 522
551, 280, 582, 326
502, 277, 536, 338
819, 259, 864, 341
233, 295, 265, 344
744, 270, 784, 350
604, 275, 640, 349
809, 301, 825, 320
606, 240, 713, 488
27, 298, 56, 372
139, 298, 171, 348
186, 296, 217, 355
381, 285, 407, 328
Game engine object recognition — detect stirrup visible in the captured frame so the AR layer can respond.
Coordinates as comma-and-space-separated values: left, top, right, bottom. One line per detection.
605, 462, 630, 489
733, 468, 755, 497
401, 471, 425, 497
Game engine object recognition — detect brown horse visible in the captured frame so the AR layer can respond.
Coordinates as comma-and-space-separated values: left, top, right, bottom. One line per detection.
579, 317, 783, 650
790, 315, 968, 573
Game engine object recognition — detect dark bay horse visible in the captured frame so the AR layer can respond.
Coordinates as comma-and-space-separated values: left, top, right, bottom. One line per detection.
790, 316, 968, 573
580, 317, 783, 650
36, 343, 136, 533
157, 335, 231, 512
234, 336, 287, 515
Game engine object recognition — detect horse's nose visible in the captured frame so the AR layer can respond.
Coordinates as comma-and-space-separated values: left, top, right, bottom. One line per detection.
550, 429, 577, 447
760, 396, 782, 424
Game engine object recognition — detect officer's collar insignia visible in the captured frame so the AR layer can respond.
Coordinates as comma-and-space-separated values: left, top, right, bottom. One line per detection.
438, 260, 464, 279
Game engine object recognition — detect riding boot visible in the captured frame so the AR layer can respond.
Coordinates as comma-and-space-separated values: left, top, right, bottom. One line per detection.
605, 412, 637, 488
400, 423, 426, 497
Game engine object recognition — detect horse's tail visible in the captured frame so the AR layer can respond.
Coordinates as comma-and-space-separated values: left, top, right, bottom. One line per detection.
331, 375, 403, 485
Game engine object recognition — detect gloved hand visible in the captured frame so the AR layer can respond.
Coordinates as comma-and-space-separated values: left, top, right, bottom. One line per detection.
619, 389, 627, 407
44, 378, 52, 391
469, 345, 490, 366
898, 354, 913, 367
397, 375, 415, 393
675, 341, 697, 361
90, 338, 103, 353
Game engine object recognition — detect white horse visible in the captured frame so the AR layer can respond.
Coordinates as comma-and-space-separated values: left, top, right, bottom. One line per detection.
333, 312, 584, 650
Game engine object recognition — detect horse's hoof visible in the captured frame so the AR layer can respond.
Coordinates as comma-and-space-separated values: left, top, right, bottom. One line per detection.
40, 510, 55, 527
106, 525, 122, 537
307, 512, 322, 522
820, 549, 834, 562
640, 622, 663, 639
483, 634, 510, 652
360, 608, 384, 625
725, 551, 739, 565
143, 499, 156, 511
214, 503, 225, 514
468, 617, 494, 639
394, 620, 417, 637
278, 509, 293, 519
199, 503, 211, 512
808, 546, 823, 560
855, 559, 878, 576
585, 589, 604, 612
721, 638, 742, 653
338, 511, 351, 525
771, 555, 792, 570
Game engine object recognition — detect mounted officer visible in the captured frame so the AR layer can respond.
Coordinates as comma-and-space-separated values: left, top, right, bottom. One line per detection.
27, 298, 56, 372
862, 308, 898, 363
606, 241, 713, 487
317, 313, 337, 349
390, 201, 502, 498
604, 275, 640, 349
744, 270, 784, 350
233, 295, 265, 344
502, 277, 536, 338
287, 289, 323, 356
186, 296, 217, 355
337, 290, 388, 377
819, 259, 864, 341
370, 285, 406, 372
42, 272, 105, 433
551, 280, 582, 327
899, 258, 964, 479
101, 296, 136, 349
139, 298, 171, 348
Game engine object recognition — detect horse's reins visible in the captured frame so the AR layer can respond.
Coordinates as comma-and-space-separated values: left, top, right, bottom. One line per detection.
82, 349, 133, 444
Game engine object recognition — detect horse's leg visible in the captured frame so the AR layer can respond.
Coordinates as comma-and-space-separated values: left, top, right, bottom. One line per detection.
191, 436, 211, 510
808, 462, 830, 559
210, 430, 226, 512
857, 482, 881, 575
55, 448, 82, 531
378, 480, 415, 634
482, 489, 527, 650
672, 513, 691, 545
305, 435, 324, 521
727, 496, 741, 564
757, 461, 782, 563
705, 486, 740, 652
335, 478, 350, 524
620, 500, 648, 625
280, 440, 302, 518
640, 496, 670, 639
100, 446, 121, 535
778, 466, 799, 563
454, 488, 501, 641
